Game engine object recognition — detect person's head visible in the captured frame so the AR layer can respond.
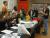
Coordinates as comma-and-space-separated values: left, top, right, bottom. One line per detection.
21, 8, 24, 11
3, 1, 8, 6
44, 4, 48, 8
14, 6, 17, 11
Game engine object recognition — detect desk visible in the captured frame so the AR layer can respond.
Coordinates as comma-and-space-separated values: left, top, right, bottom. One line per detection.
18, 20, 38, 35
19, 20, 38, 28
0, 25, 20, 38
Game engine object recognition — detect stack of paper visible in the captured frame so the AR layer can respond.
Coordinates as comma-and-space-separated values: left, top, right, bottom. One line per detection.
1, 30, 13, 34
11, 26, 18, 29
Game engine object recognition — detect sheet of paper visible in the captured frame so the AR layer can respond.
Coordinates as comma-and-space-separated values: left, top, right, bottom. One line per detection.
1, 30, 13, 34
11, 26, 18, 29
17, 36, 21, 38
20, 20, 32, 24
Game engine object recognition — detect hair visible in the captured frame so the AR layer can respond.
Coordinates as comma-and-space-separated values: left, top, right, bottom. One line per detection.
14, 6, 17, 11
3, 1, 7, 4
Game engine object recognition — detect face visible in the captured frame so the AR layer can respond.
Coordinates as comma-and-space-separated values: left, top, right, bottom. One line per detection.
44, 4, 48, 8
5, 2, 8, 6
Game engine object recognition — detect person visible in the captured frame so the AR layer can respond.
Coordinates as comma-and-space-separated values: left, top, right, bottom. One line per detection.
29, 9, 33, 20
41, 4, 49, 35
2, 1, 8, 18
0, 1, 8, 30
25, 12, 30, 21
29, 8, 38, 20
12, 6, 19, 24
20, 8, 26, 20
12, 6, 17, 17
33, 8, 38, 17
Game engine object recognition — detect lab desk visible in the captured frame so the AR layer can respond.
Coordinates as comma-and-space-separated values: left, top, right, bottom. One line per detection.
17, 20, 38, 38
19, 20, 38, 28
0, 25, 20, 38
18, 20, 38, 34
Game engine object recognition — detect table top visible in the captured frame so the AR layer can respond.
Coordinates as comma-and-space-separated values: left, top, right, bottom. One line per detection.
19, 20, 38, 28
0, 25, 20, 38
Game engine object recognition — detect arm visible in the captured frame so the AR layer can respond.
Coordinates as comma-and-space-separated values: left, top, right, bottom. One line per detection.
39, 11, 48, 16
43, 8, 49, 16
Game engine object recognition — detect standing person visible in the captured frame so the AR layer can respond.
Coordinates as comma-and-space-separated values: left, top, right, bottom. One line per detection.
0, 1, 8, 30
25, 12, 30, 21
29, 8, 38, 20
42, 4, 49, 35
12, 6, 19, 24
33, 8, 38, 17
2, 1, 8, 18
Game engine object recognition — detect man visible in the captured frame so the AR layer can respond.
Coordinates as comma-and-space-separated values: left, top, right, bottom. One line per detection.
2, 1, 8, 18
42, 4, 49, 35
33, 8, 38, 17
29, 8, 38, 20
0, 1, 8, 30
28, 9, 34, 20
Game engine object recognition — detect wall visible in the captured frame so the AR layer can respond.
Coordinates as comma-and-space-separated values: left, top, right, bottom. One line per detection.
0, 0, 17, 11
32, 0, 50, 4
31, 4, 50, 16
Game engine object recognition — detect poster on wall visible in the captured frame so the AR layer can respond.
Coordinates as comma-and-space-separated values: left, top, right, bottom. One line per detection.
18, 0, 29, 12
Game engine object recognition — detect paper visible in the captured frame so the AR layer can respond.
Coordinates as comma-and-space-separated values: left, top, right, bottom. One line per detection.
12, 33, 18, 36
17, 36, 21, 38
20, 20, 32, 24
11, 26, 18, 29
18, 24, 30, 35
1, 30, 13, 34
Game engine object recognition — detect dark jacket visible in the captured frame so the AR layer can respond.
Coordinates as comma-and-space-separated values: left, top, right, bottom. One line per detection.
43, 8, 49, 19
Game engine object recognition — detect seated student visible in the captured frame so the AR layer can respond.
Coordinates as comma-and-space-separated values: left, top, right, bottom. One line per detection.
16, 13, 21, 24
12, 6, 17, 17
2, 1, 8, 18
25, 12, 30, 21
29, 8, 38, 20
12, 6, 19, 24
20, 8, 26, 20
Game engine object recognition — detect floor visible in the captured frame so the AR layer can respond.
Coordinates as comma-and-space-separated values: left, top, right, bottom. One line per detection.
35, 17, 50, 38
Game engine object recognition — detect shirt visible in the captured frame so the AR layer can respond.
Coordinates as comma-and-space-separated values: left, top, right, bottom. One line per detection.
2, 4, 7, 15
25, 15, 30, 21
43, 8, 49, 19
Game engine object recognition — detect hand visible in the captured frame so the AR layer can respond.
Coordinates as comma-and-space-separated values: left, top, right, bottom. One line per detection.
41, 13, 48, 15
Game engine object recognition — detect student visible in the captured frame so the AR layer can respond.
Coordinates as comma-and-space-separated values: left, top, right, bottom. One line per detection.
12, 6, 17, 17
25, 12, 30, 21
20, 8, 26, 20
12, 6, 19, 24
29, 9, 33, 19
33, 8, 38, 17
29, 8, 38, 20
